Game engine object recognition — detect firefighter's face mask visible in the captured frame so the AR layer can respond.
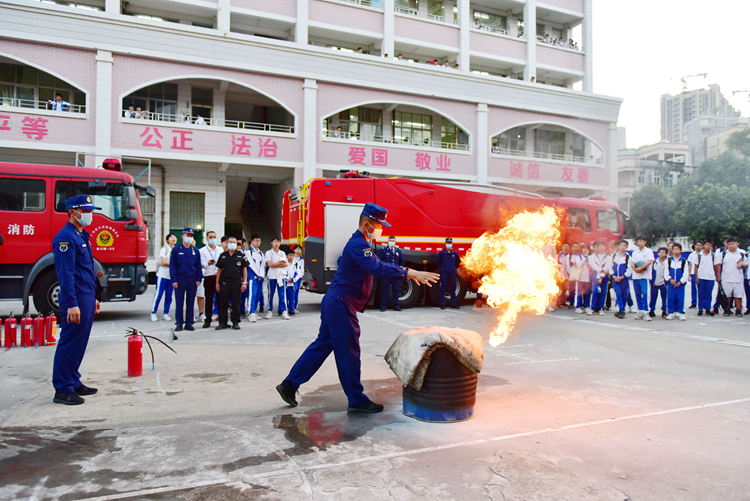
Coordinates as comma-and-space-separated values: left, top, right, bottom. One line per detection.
73, 209, 93, 227
365, 222, 383, 240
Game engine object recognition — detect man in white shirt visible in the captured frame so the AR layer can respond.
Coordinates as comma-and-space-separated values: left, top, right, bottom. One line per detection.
649, 247, 668, 318
686, 241, 703, 309
199, 231, 220, 328
694, 241, 719, 316
715, 236, 748, 317
151, 233, 176, 322
48, 93, 70, 111
246, 234, 266, 322
630, 236, 654, 321
195, 115, 206, 126
124, 105, 136, 118
265, 237, 287, 319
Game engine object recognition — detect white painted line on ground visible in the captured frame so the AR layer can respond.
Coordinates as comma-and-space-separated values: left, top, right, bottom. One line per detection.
80, 396, 750, 501
155, 372, 166, 396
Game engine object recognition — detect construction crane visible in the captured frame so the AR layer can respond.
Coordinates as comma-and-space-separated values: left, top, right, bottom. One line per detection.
681, 73, 707, 91
733, 89, 750, 104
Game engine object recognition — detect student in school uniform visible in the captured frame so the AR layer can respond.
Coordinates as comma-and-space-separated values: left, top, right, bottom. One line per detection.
293, 246, 304, 313
745, 240, 750, 315
283, 250, 301, 315
588, 241, 611, 316
694, 240, 718, 317
687, 241, 703, 309
649, 247, 669, 318
557, 243, 571, 306
246, 234, 265, 323
151, 233, 176, 322
630, 236, 654, 321
274, 257, 292, 321
665, 243, 688, 320
571, 244, 593, 314
565, 242, 582, 308
715, 236, 748, 318
610, 240, 632, 319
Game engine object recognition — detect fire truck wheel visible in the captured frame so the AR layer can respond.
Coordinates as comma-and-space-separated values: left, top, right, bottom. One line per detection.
426, 275, 468, 307
33, 271, 60, 316
397, 279, 422, 309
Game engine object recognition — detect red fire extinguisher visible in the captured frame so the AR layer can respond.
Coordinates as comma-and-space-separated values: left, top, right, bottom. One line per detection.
45, 313, 58, 346
126, 327, 177, 377
20, 314, 33, 348
33, 314, 46, 347
3, 312, 17, 348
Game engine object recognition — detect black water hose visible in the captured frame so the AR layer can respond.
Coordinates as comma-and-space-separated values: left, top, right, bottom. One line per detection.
125, 327, 177, 370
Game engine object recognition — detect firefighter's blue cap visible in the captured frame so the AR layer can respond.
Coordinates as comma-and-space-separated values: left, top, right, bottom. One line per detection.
362, 202, 391, 227
65, 195, 101, 211
182, 228, 195, 235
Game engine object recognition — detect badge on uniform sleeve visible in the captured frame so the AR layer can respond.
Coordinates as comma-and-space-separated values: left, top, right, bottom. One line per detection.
236, 261, 242, 266
363, 248, 372, 257
59, 242, 69, 252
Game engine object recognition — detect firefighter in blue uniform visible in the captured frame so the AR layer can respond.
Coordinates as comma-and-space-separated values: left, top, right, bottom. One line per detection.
170, 228, 203, 331
52, 195, 101, 405
378, 236, 405, 311
436, 237, 461, 309
276, 203, 440, 413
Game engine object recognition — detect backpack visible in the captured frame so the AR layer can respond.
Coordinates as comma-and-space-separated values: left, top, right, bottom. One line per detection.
611, 252, 629, 276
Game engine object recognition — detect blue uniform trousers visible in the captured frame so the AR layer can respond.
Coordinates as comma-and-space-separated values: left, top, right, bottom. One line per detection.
287, 295, 367, 406
574, 281, 591, 308
613, 278, 630, 312
744, 279, 750, 311
249, 279, 263, 314
650, 283, 667, 313
175, 281, 197, 326
269, 280, 286, 313
294, 281, 301, 311
286, 285, 296, 312
591, 277, 609, 310
632, 278, 649, 312
439, 273, 457, 307
698, 279, 714, 311
380, 279, 399, 309
667, 283, 686, 314
151, 276, 172, 315
53, 295, 96, 393
690, 274, 698, 306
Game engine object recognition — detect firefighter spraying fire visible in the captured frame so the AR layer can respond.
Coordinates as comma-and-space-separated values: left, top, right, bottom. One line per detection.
462, 207, 562, 347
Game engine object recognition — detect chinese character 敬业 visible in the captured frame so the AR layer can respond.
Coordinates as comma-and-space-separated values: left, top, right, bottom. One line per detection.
371, 148, 388, 166
577, 167, 589, 183
140, 127, 163, 148
509, 161, 524, 178
259, 138, 278, 158
21, 117, 49, 140
561, 166, 574, 182
415, 152, 431, 170
527, 163, 540, 179
231, 135, 252, 156
23, 224, 34, 236
436, 154, 451, 171
171, 130, 193, 150
0, 115, 10, 131
348, 147, 366, 165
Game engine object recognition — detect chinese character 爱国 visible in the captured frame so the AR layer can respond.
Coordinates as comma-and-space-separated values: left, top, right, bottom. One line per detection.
561, 166, 574, 182
415, 152, 431, 170
140, 127, 163, 148
21, 117, 49, 140
259, 138, 278, 158
231, 135, 252, 156
348, 147, 366, 165
171, 130, 193, 150
8, 224, 20, 235
509, 161, 524, 178
371, 148, 388, 166
22, 225, 34, 236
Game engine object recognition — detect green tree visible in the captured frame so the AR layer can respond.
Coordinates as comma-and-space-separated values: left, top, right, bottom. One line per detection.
629, 184, 675, 240
724, 127, 750, 158
674, 183, 750, 242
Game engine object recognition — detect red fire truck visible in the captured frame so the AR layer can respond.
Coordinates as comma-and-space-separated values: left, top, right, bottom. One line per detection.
0, 160, 152, 315
281, 173, 626, 308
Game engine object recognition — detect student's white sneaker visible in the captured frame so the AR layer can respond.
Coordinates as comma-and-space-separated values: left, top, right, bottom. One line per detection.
199, 313, 206, 321
598, 310, 605, 316
679, 313, 686, 321
150, 313, 158, 322
265, 311, 273, 320
633, 312, 642, 320
586, 308, 593, 315
575, 308, 583, 314
162, 313, 171, 322
282, 311, 291, 320
666, 314, 674, 320
630, 306, 638, 313
644, 314, 652, 322
249, 313, 258, 323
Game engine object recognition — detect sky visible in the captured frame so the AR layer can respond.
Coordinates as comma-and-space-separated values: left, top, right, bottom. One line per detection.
590, 0, 750, 150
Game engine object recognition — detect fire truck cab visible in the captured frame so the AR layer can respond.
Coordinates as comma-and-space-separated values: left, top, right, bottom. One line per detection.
282, 174, 625, 309
0, 160, 152, 314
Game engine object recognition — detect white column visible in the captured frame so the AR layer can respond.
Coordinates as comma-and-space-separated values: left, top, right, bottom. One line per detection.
383, 0, 395, 57
177, 83, 191, 122
382, 107, 394, 140
217, 0, 230, 33
476, 104, 489, 184
508, 13, 518, 37
523, 0, 536, 82
444, 0, 455, 21
607, 123, 618, 203
94, 50, 113, 168
303, 79, 318, 182
213, 88, 226, 127
105, 0, 119, 14
582, 0, 593, 92
296, 0, 309, 45
457, 0, 470, 71
525, 125, 535, 156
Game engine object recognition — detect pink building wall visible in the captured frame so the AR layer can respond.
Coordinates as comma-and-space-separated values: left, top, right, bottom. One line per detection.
395, 16, 459, 48
231, 0, 296, 16
536, 45, 585, 72
537, 0, 584, 13
487, 158, 607, 187
309, 0, 383, 32
0, 110, 93, 148
470, 32, 526, 60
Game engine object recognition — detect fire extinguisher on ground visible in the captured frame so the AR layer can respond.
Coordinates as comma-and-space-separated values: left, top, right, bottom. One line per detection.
20, 314, 33, 348
3, 313, 17, 348
126, 327, 177, 378
33, 314, 46, 347
45, 313, 58, 345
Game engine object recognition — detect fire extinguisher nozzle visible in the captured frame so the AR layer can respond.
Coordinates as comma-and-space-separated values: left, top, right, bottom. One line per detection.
152, 364, 155, 370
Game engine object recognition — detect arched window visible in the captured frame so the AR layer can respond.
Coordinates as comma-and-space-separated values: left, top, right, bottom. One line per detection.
491, 123, 603, 164
0, 57, 86, 112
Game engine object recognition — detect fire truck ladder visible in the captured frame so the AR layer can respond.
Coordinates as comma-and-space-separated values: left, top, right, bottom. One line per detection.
290, 177, 323, 251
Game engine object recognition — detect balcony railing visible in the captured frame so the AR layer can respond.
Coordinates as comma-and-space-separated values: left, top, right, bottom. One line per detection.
324, 130, 469, 151
338, 0, 383, 7
474, 25, 510, 36
123, 111, 294, 133
394, 6, 458, 25
493, 148, 601, 164
1, 98, 86, 113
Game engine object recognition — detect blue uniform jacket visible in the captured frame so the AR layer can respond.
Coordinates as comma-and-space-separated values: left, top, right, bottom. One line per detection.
53, 221, 97, 309
435, 249, 460, 276
327, 231, 408, 312
169, 244, 202, 285
377, 246, 405, 268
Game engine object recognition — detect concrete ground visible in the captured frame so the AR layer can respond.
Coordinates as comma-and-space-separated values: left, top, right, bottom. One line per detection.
1, 287, 749, 501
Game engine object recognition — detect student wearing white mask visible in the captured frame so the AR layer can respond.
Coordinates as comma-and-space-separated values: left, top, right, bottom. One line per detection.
199, 231, 220, 328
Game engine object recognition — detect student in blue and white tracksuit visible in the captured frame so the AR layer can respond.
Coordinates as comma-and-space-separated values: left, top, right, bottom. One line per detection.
284, 251, 301, 314
694, 241, 718, 316
265, 238, 287, 319
293, 246, 304, 313
630, 236, 654, 321
246, 234, 266, 323
649, 247, 669, 318
609, 240, 632, 318
151, 233, 176, 322
665, 243, 688, 320
588, 241, 611, 315
48, 94, 71, 111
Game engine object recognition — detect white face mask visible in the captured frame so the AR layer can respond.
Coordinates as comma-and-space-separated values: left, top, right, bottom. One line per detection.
228, 242, 237, 251
76, 211, 93, 227
366, 222, 383, 240
388, 241, 395, 248
446, 243, 452, 249
183, 236, 193, 245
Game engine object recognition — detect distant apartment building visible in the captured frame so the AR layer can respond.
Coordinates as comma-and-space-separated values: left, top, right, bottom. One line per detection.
661, 84, 727, 143
683, 104, 748, 164
706, 126, 749, 159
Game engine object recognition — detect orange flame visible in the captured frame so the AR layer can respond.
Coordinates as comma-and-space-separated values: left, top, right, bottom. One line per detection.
462, 207, 562, 347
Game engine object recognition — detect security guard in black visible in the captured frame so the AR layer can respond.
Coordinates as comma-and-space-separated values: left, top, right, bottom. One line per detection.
215, 237, 249, 330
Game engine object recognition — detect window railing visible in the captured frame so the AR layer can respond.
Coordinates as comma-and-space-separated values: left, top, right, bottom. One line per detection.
492, 147, 601, 164
324, 130, 469, 150
1, 98, 86, 114
123, 111, 294, 133
337, 0, 383, 7
395, 6, 458, 25
474, 25, 510, 36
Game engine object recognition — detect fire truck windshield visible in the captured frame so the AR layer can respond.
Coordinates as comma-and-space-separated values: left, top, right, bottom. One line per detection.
54, 181, 135, 221
596, 209, 621, 234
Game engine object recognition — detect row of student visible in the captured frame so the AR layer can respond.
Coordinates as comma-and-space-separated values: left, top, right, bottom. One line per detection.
151, 231, 304, 331
556, 236, 749, 321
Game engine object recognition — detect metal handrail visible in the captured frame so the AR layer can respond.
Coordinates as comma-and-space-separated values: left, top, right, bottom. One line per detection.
395, 6, 458, 25
123, 111, 294, 133
0, 98, 86, 113
338, 0, 382, 7
474, 24, 509, 35
494, 148, 601, 164
324, 130, 469, 150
